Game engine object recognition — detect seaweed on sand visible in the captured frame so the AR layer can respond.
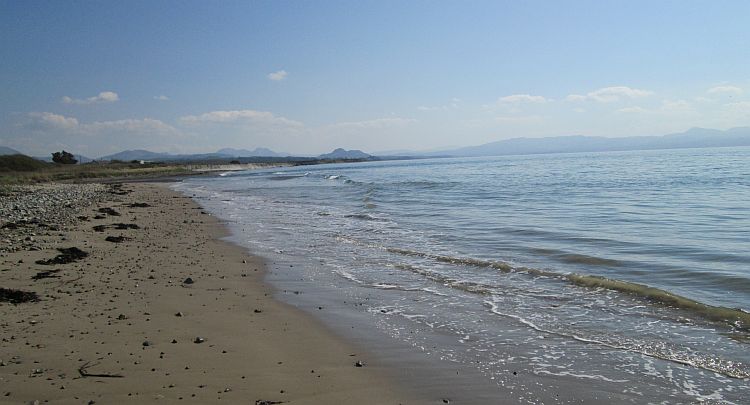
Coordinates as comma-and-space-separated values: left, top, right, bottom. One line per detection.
0, 288, 39, 303
35, 247, 88, 265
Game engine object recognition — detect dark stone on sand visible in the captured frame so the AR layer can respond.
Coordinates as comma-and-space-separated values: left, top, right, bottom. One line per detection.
128, 203, 151, 208
354, 360, 364, 367
142, 341, 152, 347
93, 215, 106, 219
0, 288, 39, 304
35, 247, 88, 265
92, 225, 107, 232
183, 278, 194, 285
255, 401, 285, 405
193, 337, 205, 344
77, 216, 89, 221
113, 223, 140, 230
175, 312, 183, 317
97, 207, 121, 216
254, 309, 262, 313
105, 236, 130, 243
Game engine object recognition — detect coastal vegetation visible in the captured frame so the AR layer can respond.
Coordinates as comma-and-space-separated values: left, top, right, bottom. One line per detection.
0, 155, 190, 184
0, 152, 379, 184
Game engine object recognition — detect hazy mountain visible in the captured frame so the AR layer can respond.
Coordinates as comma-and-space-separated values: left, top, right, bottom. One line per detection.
0, 146, 22, 155
216, 147, 287, 157
99, 150, 173, 161
318, 148, 372, 159
428, 127, 750, 157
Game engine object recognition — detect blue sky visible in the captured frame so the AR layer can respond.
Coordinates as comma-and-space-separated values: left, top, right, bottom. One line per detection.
1, 0, 749, 157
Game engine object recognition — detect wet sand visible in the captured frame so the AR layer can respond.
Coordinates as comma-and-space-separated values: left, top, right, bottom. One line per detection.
0, 182, 418, 404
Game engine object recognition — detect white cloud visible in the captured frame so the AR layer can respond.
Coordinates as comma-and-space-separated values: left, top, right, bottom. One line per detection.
497, 94, 550, 104
25, 112, 177, 136
617, 106, 650, 114
493, 115, 543, 123
180, 109, 303, 128
62, 91, 119, 105
328, 117, 416, 130
267, 70, 288, 81
418, 98, 461, 111
154, 95, 170, 101
18, 112, 183, 156
27, 112, 79, 129
660, 99, 692, 112
616, 100, 692, 115
566, 86, 653, 103
707, 85, 743, 95
716, 101, 750, 127
83, 118, 179, 135
724, 101, 750, 113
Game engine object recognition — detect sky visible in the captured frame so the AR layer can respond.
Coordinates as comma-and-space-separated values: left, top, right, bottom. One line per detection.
1, 0, 749, 157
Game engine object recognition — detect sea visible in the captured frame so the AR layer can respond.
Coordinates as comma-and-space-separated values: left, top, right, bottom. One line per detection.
174, 146, 750, 404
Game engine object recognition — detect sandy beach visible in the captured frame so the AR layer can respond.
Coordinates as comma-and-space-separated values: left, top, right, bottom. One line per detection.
0, 182, 418, 404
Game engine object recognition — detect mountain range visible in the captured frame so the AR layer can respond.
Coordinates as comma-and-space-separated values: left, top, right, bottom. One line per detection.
2, 127, 750, 162
216, 147, 289, 157
98, 148, 372, 162
416, 127, 750, 157
318, 148, 371, 159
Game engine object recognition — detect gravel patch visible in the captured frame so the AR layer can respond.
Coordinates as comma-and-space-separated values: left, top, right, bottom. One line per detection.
0, 183, 111, 253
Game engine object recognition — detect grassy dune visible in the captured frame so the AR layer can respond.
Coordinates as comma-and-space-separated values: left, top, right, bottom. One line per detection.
0, 155, 191, 184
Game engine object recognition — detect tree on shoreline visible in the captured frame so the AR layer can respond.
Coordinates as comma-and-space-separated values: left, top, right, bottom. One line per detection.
52, 150, 78, 164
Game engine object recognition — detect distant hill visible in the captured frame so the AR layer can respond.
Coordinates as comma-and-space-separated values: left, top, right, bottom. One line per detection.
0, 146, 22, 156
428, 127, 750, 157
216, 147, 287, 157
99, 150, 173, 161
0, 154, 49, 172
318, 148, 372, 159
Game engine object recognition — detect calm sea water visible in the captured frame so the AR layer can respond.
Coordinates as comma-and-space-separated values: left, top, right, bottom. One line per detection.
176, 147, 750, 403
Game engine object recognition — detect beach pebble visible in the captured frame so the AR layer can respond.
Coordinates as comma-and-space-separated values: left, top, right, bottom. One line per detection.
354, 360, 364, 367
142, 340, 152, 347
183, 277, 194, 285
193, 337, 205, 344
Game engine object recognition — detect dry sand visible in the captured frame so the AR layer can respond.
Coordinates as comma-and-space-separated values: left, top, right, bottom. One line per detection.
1, 182, 420, 404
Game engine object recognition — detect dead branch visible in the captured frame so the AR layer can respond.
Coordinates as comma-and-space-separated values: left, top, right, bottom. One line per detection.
78, 361, 124, 378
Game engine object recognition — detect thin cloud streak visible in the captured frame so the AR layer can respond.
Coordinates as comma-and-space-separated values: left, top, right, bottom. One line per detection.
62, 91, 119, 105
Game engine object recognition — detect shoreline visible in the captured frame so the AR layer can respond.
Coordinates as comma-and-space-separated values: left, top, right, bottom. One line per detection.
0, 182, 418, 404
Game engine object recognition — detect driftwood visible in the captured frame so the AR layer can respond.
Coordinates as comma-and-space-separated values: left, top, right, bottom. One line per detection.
77, 361, 124, 378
